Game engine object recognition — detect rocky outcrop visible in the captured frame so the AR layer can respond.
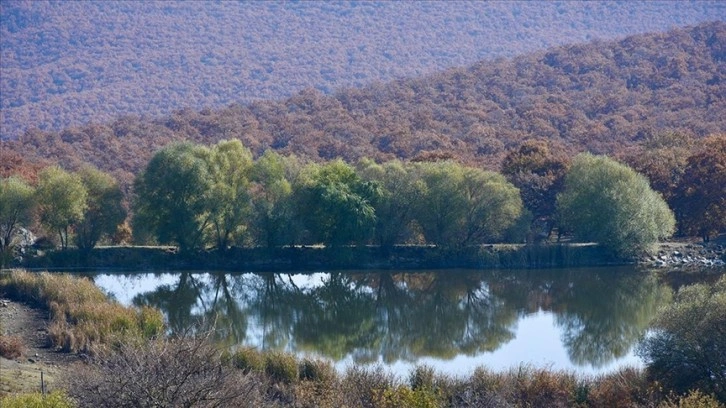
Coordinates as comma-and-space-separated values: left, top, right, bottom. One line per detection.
642, 243, 726, 268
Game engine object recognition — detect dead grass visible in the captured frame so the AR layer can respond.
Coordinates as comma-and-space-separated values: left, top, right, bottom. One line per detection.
0, 269, 164, 353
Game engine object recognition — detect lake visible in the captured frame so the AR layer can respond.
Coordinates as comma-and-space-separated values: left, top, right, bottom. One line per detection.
89, 267, 673, 378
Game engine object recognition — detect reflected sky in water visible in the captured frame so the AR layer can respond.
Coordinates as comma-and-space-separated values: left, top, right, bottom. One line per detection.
92, 267, 670, 377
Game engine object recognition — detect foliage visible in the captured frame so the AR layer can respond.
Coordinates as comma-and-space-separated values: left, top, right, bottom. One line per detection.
0, 176, 35, 266
296, 160, 379, 246
557, 153, 675, 257
0, 391, 76, 408
204, 139, 254, 250
413, 161, 522, 247
621, 131, 694, 206
501, 139, 570, 239
132, 142, 212, 251
74, 166, 126, 252
248, 150, 298, 247
4, 22, 725, 201
34, 166, 87, 250
3, 2, 721, 140
636, 276, 726, 402
672, 134, 726, 241
357, 159, 421, 249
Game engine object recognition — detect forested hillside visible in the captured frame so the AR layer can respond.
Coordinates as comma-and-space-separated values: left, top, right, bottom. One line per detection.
3, 21, 724, 193
1, 1, 724, 139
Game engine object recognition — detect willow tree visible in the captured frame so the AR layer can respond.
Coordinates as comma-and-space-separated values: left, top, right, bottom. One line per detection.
357, 159, 421, 250
35, 166, 88, 250
296, 160, 379, 247
557, 153, 675, 257
75, 166, 127, 253
248, 150, 298, 248
204, 140, 254, 250
412, 161, 522, 247
0, 176, 35, 265
133, 142, 212, 252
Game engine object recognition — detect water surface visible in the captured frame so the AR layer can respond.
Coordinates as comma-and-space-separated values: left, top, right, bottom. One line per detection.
91, 267, 672, 377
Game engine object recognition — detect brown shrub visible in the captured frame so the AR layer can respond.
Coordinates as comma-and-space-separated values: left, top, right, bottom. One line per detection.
0, 335, 25, 359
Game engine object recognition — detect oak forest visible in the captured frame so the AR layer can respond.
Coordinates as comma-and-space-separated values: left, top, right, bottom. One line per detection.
1, 2, 725, 407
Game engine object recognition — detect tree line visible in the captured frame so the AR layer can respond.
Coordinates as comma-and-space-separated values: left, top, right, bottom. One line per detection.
7, 134, 723, 266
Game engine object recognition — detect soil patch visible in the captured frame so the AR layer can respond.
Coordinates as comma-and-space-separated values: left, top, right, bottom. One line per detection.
0, 298, 80, 397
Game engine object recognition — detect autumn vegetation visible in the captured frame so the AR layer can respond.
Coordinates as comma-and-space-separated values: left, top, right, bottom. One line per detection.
2, 2, 722, 140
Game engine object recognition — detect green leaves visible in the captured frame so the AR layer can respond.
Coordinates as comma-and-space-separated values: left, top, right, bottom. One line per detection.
133, 142, 212, 251
557, 154, 675, 257
637, 277, 726, 400
0, 177, 35, 264
35, 166, 88, 249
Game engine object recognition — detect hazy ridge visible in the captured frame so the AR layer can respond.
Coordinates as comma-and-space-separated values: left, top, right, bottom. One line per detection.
2, 0, 724, 139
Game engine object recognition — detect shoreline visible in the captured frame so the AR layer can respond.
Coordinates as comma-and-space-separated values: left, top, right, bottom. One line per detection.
12, 240, 725, 273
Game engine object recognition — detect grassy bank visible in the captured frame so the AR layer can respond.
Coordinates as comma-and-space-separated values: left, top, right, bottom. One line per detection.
21, 243, 620, 272
0, 269, 163, 353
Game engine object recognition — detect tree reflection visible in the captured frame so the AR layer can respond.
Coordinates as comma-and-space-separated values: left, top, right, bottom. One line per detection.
553, 272, 672, 367
120, 267, 672, 370
132, 272, 249, 344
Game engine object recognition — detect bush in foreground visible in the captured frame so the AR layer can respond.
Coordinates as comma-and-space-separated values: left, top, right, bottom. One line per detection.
637, 275, 726, 402
65, 332, 266, 408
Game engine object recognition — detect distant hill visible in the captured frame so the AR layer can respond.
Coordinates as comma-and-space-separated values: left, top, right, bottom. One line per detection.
3, 21, 724, 193
1, 0, 724, 139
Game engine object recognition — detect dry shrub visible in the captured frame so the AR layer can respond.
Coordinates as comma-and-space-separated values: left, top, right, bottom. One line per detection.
65, 331, 265, 408
295, 358, 340, 407
340, 364, 399, 408
589, 366, 652, 408
659, 390, 724, 408
232, 346, 266, 373
0, 335, 25, 359
373, 385, 441, 408
265, 351, 300, 384
507, 365, 578, 408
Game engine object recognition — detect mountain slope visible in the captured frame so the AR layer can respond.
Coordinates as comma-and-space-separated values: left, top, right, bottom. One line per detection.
2, 22, 725, 192
2, 1, 724, 139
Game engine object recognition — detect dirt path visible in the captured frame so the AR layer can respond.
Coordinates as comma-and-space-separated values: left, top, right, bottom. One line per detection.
0, 298, 79, 397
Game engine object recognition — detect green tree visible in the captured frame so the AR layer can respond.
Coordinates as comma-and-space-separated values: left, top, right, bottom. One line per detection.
205, 140, 254, 250
75, 166, 127, 253
411, 161, 467, 246
460, 167, 522, 245
249, 150, 298, 248
672, 134, 726, 241
413, 161, 522, 247
296, 160, 379, 247
35, 166, 88, 250
636, 276, 726, 401
357, 159, 420, 249
0, 177, 35, 266
133, 142, 212, 252
557, 154, 675, 257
